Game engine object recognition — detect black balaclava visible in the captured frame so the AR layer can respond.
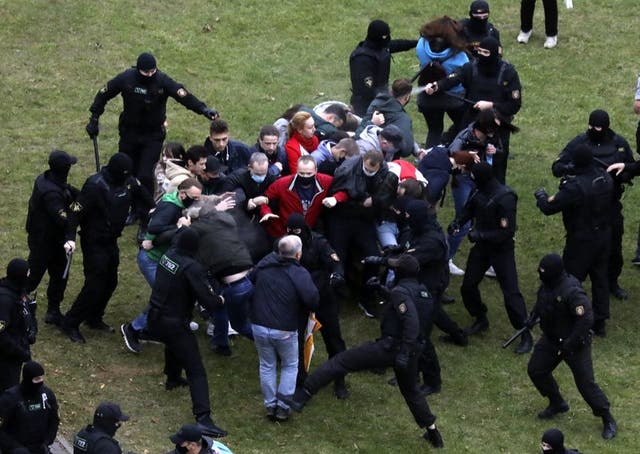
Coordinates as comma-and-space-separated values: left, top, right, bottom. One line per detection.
366, 20, 391, 48
477, 36, 500, 75
175, 227, 200, 256
468, 1, 490, 32
136, 52, 157, 84
21, 361, 45, 397
48, 149, 77, 185
470, 161, 494, 190
541, 428, 566, 454
587, 109, 610, 143
405, 199, 433, 234
6, 258, 29, 291
286, 212, 312, 246
388, 254, 420, 281
105, 153, 133, 185
538, 254, 564, 287
571, 145, 593, 169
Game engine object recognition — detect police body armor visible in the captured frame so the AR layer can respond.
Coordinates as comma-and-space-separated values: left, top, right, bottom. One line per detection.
566, 169, 613, 236
393, 280, 434, 341
81, 172, 132, 241
2, 386, 55, 449
73, 425, 118, 453
468, 60, 510, 105
26, 172, 74, 239
349, 43, 390, 96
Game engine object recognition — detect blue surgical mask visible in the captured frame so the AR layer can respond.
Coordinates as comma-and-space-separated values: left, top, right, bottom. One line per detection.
251, 174, 266, 183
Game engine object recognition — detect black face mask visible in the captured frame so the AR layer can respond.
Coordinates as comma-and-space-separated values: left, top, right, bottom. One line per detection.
429, 37, 447, 53
296, 175, 315, 187
137, 72, 157, 85
21, 379, 44, 397
176, 445, 189, 454
182, 195, 196, 208
587, 128, 606, 143
469, 16, 488, 32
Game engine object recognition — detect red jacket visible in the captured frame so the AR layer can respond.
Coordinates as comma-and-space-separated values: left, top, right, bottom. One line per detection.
260, 173, 346, 238
285, 131, 319, 174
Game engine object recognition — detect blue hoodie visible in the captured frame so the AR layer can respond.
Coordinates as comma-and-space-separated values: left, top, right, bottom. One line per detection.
416, 38, 468, 94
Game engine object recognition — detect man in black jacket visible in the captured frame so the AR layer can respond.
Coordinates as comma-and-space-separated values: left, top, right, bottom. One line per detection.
73, 402, 129, 454
60, 153, 154, 344
0, 361, 59, 453
0, 259, 34, 391
527, 254, 617, 440
85, 52, 218, 196
147, 228, 227, 437
291, 255, 444, 448
25, 150, 78, 326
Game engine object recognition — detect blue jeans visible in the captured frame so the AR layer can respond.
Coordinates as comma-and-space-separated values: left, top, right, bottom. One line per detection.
210, 277, 254, 348
376, 221, 399, 249
252, 324, 298, 409
448, 173, 474, 259
132, 249, 158, 331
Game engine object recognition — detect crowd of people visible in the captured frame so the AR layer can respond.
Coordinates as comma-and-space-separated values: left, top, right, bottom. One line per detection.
0, 1, 635, 452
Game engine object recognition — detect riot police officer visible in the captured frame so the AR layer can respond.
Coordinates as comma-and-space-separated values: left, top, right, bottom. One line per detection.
0, 361, 59, 453
451, 162, 531, 353
536, 146, 613, 336
147, 228, 227, 438
86, 53, 218, 197
73, 402, 129, 454
527, 254, 617, 440
459, 1, 501, 58
26, 150, 78, 326
290, 255, 444, 449
0, 259, 35, 391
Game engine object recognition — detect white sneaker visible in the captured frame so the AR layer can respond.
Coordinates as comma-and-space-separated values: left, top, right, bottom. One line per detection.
189, 321, 199, 331
449, 260, 465, 276
544, 36, 557, 49
484, 266, 497, 278
517, 30, 532, 44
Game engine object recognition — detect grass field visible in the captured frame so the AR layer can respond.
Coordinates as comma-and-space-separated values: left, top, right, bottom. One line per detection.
1, 0, 640, 452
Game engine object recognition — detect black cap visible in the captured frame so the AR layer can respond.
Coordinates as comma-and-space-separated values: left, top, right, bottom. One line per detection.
387, 254, 420, 276
94, 402, 129, 422
572, 145, 593, 168
367, 20, 390, 42
136, 52, 157, 71
470, 1, 490, 14
588, 109, 610, 129
22, 361, 45, 381
379, 125, 403, 150
49, 150, 77, 171
205, 155, 221, 173
170, 424, 202, 444
541, 428, 565, 451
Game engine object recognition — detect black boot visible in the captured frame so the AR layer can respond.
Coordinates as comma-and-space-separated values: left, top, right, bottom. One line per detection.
289, 387, 312, 412
464, 316, 489, 336
423, 426, 444, 448
537, 397, 569, 419
592, 319, 606, 337
333, 378, 349, 399
601, 412, 617, 440
196, 414, 227, 438
515, 329, 533, 354
44, 308, 63, 326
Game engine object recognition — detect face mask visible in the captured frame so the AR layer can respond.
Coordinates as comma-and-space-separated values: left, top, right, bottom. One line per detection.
182, 195, 196, 208
362, 165, 378, 177
587, 128, 606, 142
296, 175, 315, 186
251, 174, 266, 183
176, 445, 189, 454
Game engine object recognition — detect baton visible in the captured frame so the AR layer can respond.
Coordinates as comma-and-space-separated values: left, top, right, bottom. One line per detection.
502, 320, 538, 348
62, 251, 73, 280
92, 136, 100, 173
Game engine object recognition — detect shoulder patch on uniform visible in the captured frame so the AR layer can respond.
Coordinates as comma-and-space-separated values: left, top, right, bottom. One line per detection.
159, 255, 179, 274
420, 291, 430, 299
398, 303, 407, 314
70, 201, 82, 213
0, 320, 6, 332
364, 76, 374, 88
618, 147, 625, 152
500, 217, 508, 228
330, 252, 340, 262
58, 209, 67, 220
99, 86, 107, 94
575, 305, 585, 316
548, 195, 555, 202
511, 89, 520, 99
556, 296, 562, 304
177, 88, 188, 97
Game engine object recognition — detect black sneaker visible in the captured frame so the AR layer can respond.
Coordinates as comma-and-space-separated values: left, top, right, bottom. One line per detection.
423, 426, 444, 448
44, 309, 63, 326
290, 387, 312, 412
592, 320, 606, 337
420, 384, 442, 396
266, 406, 277, 421
274, 406, 291, 422
610, 285, 628, 301
602, 413, 617, 440
165, 377, 189, 390
86, 320, 115, 333
333, 382, 349, 399
537, 400, 569, 419
61, 324, 86, 344
196, 415, 227, 438
120, 323, 141, 353
439, 329, 469, 347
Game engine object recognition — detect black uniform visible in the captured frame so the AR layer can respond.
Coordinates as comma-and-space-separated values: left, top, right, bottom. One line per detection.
73, 425, 122, 454
147, 229, 225, 428
552, 127, 634, 296
0, 379, 59, 453
0, 269, 34, 392
436, 39, 521, 183
536, 154, 613, 333
527, 264, 612, 428
455, 164, 528, 338
88, 65, 213, 194
459, 13, 501, 58
61, 154, 154, 341
26, 170, 77, 320
300, 277, 437, 430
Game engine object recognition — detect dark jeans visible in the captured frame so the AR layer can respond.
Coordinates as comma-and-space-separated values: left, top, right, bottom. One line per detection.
520, 0, 559, 36
417, 92, 466, 148
304, 339, 436, 428
148, 311, 212, 418
64, 238, 119, 328
211, 276, 254, 348
461, 243, 527, 329
26, 236, 68, 313
528, 335, 609, 416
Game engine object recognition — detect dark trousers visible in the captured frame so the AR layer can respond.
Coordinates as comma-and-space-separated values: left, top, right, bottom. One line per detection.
520, 0, 559, 36
461, 243, 527, 329
26, 236, 68, 313
148, 313, 212, 418
418, 338, 441, 388
350, 93, 375, 118
327, 216, 380, 303
417, 94, 467, 148
527, 335, 609, 416
64, 238, 119, 328
119, 128, 164, 196
0, 358, 23, 392
304, 339, 436, 428
563, 232, 610, 322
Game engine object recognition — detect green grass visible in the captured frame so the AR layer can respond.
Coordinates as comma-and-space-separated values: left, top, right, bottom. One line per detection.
1, 0, 640, 452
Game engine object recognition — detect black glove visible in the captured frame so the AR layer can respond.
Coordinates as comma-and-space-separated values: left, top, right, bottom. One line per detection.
363, 256, 386, 265
447, 221, 460, 236
534, 188, 547, 201
394, 349, 410, 370
468, 229, 482, 243
561, 163, 575, 175
85, 116, 99, 138
329, 272, 345, 288
382, 244, 404, 256
202, 107, 219, 120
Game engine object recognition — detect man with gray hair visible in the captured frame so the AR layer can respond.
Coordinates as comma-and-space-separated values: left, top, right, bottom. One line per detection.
248, 235, 319, 421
